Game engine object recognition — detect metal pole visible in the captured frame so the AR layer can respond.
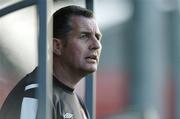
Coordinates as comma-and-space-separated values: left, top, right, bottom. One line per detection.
131, 0, 169, 119
37, 0, 52, 119
0, 0, 36, 17
85, 0, 95, 119
174, 7, 180, 119
86, 0, 93, 11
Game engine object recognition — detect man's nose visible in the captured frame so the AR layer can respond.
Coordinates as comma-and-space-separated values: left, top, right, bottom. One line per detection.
89, 36, 101, 50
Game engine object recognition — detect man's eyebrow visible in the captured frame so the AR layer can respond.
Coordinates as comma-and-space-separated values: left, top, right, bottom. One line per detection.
80, 31, 102, 39
80, 31, 91, 34
80, 31, 102, 36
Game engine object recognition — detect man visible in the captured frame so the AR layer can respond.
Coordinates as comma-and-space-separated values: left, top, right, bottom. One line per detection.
0, 5, 102, 119
52, 5, 102, 119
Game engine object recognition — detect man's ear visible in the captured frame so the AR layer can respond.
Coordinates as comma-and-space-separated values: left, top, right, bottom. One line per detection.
53, 38, 63, 56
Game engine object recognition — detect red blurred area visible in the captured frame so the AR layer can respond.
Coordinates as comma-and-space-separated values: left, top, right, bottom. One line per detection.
165, 79, 175, 119
96, 69, 129, 119
0, 72, 17, 108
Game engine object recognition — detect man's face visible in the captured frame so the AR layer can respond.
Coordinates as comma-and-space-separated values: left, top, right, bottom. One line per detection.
61, 16, 102, 75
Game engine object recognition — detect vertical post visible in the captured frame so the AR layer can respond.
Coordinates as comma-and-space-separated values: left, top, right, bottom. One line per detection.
174, 6, 180, 119
85, 74, 96, 119
131, 0, 169, 119
85, 1, 95, 119
37, 0, 52, 119
86, 0, 94, 11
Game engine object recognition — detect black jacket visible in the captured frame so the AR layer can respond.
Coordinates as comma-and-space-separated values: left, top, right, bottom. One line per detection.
0, 68, 89, 119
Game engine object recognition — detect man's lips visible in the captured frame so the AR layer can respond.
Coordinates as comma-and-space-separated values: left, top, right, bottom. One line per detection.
85, 55, 98, 63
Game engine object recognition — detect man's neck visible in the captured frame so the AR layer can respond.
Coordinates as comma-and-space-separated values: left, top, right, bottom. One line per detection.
53, 61, 84, 89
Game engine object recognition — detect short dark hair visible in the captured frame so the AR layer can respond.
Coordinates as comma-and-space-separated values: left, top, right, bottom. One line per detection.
53, 5, 94, 40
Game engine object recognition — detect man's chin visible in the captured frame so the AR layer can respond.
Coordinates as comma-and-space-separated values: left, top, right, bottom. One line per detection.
79, 63, 98, 75
89, 67, 98, 73
80, 68, 96, 78
84, 66, 97, 74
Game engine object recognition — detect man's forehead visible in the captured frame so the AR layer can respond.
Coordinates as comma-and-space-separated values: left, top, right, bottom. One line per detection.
71, 15, 95, 26
71, 16, 101, 34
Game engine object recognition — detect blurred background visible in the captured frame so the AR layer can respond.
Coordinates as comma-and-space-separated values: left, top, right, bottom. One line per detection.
0, 0, 180, 119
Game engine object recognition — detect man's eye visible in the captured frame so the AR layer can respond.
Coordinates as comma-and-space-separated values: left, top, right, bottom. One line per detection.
80, 34, 88, 39
96, 36, 100, 41
80, 34, 86, 38
96, 34, 102, 41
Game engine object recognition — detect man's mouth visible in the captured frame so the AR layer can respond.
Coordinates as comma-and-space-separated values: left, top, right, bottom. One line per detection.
85, 55, 98, 63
